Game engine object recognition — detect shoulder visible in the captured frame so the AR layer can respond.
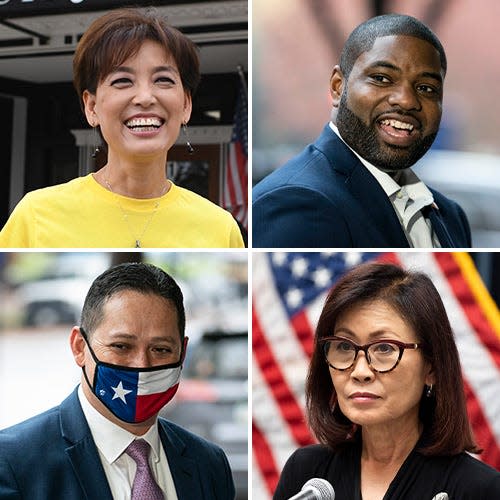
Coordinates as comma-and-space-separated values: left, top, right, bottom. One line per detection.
253, 148, 336, 202
25, 174, 92, 200
167, 184, 244, 247
428, 187, 464, 213
170, 184, 235, 221
158, 417, 226, 458
285, 444, 334, 466
253, 125, 357, 203
0, 405, 62, 462
273, 445, 336, 500
18, 176, 91, 206
452, 454, 500, 491
281, 444, 339, 479
158, 417, 234, 496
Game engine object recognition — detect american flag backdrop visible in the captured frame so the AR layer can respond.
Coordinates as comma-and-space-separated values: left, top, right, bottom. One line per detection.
252, 252, 500, 499
222, 80, 248, 231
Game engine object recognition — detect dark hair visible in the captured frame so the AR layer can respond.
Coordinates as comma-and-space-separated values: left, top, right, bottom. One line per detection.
306, 262, 479, 456
340, 14, 447, 79
73, 8, 200, 109
80, 262, 185, 340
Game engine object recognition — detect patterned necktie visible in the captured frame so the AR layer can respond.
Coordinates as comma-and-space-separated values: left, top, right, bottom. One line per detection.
126, 439, 164, 500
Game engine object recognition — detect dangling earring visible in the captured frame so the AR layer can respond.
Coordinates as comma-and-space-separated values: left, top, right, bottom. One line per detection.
426, 384, 434, 398
182, 122, 194, 154
91, 123, 101, 159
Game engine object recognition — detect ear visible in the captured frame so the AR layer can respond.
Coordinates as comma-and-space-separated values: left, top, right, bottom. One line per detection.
70, 326, 86, 368
330, 65, 345, 108
424, 362, 436, 387
82, 90, 98, 127
181, 336, 189, 362
182, 92, 192, 124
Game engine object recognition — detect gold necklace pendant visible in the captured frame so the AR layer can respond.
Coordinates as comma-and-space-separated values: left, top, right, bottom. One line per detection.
104, 177, 167, 248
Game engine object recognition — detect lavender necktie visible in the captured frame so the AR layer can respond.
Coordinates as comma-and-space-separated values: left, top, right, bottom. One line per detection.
126, 439, 164, 500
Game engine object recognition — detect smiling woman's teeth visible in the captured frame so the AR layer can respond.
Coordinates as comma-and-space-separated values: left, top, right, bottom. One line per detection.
125, 117, 162, 130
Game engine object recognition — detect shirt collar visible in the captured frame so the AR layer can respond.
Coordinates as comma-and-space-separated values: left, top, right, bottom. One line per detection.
328, 121, 438, 208
77, 385, 162, 465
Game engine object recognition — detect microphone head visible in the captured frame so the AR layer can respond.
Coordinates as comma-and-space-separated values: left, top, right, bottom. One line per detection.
303, 478, 335, 499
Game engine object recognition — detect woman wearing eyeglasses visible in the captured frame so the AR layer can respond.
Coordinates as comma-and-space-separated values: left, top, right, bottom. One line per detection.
273, 262, 500, 500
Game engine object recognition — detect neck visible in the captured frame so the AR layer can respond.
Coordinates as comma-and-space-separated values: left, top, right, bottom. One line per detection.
361, 419, 422, 466
95, 152, 170, 199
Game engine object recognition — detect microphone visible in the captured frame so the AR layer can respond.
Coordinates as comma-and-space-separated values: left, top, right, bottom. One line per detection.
288, 478, 335, 500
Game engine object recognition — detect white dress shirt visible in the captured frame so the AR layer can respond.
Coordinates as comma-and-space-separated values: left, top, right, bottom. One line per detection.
329, 122, 441, 248
78, 385, 178, 500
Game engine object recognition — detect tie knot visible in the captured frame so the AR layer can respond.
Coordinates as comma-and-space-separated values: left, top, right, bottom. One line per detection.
126, 439, 151, 466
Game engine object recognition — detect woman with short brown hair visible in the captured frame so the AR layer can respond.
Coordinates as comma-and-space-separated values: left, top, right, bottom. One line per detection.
274, 262, 500, 499
0, 8, 244, 249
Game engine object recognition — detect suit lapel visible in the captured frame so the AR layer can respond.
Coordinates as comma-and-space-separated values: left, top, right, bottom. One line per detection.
60, 389, 114, 500
158, 420, 204, 500
314, 126, 410, 247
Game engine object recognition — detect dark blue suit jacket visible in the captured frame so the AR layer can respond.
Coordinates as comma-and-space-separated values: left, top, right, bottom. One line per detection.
0, 388, 235, 500
253, 125, 471, 248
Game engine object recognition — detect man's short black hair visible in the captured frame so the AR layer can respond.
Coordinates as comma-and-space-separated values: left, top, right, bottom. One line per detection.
80, 262, 185, 340
340, 14, 447, 79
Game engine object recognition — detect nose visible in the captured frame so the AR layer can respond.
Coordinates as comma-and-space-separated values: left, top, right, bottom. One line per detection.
131, 350, 153, 368
387, 81, 421, 111
132, 82, 156, 107
350, 351, 375, 382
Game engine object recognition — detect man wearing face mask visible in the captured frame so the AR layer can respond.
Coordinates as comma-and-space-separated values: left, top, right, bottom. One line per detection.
252, 14, 471, 248
0, 263, 235, 500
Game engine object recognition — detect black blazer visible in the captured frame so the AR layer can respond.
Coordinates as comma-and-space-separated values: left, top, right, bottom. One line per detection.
274, 444, 500, 500
0, 387, 235, 500
253, 125, 472, 248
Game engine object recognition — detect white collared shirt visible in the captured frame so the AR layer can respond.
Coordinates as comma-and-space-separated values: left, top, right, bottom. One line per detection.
78, 385, 178, 500
329, 122, 441, 248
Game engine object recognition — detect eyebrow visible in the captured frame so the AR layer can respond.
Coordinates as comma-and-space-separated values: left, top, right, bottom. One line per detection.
333, 327, 402, 341
110, 65, 179, 75
107, 332, 179, 343
368, 60, 443, 84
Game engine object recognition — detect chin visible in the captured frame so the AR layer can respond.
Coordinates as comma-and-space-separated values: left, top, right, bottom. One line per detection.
125, 144, 169, 158
340, 404, 385, 427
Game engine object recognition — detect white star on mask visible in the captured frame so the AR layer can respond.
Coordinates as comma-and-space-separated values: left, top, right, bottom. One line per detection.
111, 381, 132, 404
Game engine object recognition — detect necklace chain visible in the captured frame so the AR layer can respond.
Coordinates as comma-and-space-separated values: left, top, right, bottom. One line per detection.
104, 178, 168, 248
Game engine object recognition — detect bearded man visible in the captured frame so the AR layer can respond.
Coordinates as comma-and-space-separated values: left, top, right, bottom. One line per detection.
252, 14, 471, 248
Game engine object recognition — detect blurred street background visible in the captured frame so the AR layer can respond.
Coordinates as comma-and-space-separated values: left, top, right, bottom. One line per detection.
253, 0, 500, 246
0, 251, 248, 499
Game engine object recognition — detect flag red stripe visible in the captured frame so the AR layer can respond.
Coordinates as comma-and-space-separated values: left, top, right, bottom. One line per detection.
252, 420, 281, 496
252, 307, 316, 446
225, 142, 248, 229
291, 310, 314, 359
226, 144, 238, 206
435, 253, 500, 370
463, 377, 500, 466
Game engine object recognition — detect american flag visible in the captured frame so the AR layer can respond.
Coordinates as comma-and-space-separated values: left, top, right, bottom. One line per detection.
223, 80, 248, 231
252, 252, 500, 499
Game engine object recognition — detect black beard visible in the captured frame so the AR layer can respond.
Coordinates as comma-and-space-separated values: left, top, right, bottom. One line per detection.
336, 93, 437, 171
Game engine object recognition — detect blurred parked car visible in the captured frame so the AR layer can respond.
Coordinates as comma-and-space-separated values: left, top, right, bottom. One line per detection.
161, 330, 248, 500
414, 149, 500, 247
16, 253, 110, 327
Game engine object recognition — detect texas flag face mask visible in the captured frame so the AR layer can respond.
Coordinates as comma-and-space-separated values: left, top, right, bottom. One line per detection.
79, 327, 187, 424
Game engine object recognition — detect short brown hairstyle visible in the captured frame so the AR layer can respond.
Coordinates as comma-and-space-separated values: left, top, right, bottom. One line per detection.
73, 8, 200, 108
306, 262, 480, 456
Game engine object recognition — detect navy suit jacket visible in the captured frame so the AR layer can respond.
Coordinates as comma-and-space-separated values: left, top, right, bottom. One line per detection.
253, 125, 471, 248
0, 388, 235, 500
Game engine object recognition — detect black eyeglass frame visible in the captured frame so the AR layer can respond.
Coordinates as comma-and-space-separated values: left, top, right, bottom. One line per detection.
321, 336, 421, 373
